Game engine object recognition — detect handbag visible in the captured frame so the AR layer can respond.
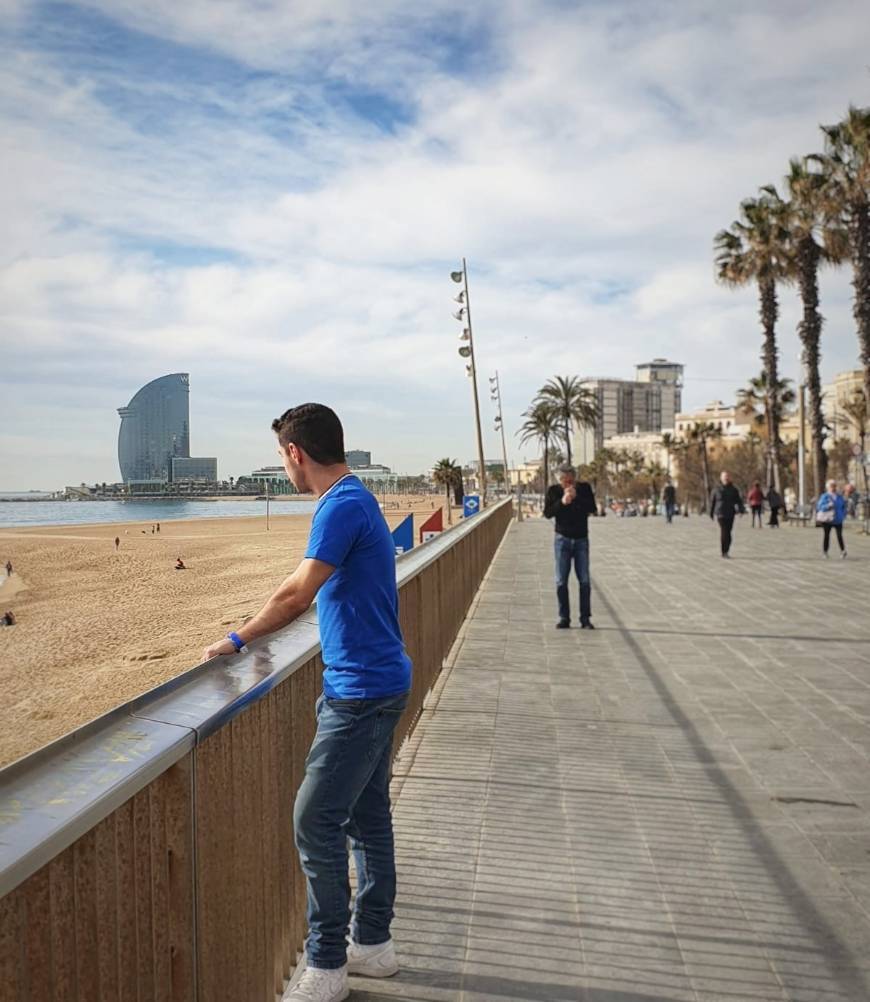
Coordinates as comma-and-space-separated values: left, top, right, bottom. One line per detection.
815, 499, 835, 526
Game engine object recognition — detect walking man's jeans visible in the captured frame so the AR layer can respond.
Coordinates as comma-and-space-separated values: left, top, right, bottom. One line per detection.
751, 505, 763, 527
293, 691, 409, 970
718, 515, 735, 556
555, 533, 591, 623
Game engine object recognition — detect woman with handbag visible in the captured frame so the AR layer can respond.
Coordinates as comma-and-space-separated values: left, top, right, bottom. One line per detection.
816, 479, 848, 559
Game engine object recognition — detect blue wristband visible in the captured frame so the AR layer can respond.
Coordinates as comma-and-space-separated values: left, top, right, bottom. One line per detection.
227, 631, 246, 653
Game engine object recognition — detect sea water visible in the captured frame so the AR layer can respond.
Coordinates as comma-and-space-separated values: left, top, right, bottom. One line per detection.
0, 498, 319, 529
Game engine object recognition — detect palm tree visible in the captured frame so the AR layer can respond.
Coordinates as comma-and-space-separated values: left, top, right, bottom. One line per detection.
737, 374, 796, 483
686, 422, 722, 510
536, 376, 599, 465
773, 160, 848, 497
660, 432, 677, 476
715, 192, 791, 490
812, 106, 870, 413
432, 458, 461, 524
518, 402, 561, 489
644, 461, 667, 504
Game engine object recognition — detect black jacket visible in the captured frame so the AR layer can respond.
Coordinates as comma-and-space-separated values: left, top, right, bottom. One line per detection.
710, 483, 745, 520
544, 482, 596, 539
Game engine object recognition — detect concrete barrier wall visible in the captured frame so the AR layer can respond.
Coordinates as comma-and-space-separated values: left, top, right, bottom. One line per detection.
0, 499, 512, 1002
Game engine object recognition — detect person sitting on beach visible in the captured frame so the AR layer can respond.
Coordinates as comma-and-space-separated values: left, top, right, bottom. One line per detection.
3, 611, 16, 626
175, 557, 187, 570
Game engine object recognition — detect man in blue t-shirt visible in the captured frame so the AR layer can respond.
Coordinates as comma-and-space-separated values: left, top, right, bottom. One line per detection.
202, 403, 411, 1002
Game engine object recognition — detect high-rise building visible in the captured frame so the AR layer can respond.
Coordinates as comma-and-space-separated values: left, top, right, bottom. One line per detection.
118, 373, 216, 483
346, 450, 372, 468
575, 360, 683, 462
118, 373, 190, 482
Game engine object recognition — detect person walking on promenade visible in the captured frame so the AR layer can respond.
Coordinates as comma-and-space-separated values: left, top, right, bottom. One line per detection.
816, 478, 848, 559
747, 481, 764, 528
663, 479, 678, 524
710, 470, 745, 558
544, 463, 597, 629
201, 403, 411, 1002
766, 485, 783, 526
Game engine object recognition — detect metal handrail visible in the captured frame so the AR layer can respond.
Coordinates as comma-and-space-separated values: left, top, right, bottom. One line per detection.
0, 498, 511, 898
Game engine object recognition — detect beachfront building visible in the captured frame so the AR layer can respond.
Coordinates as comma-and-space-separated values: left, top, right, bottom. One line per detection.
346, 450, 372, 468
824, 369, 864, 441
171, 457, 218, 483
603, 429, 670, 470
674, 400, 752, 445
118, 373, 190, 482
574, 359, 684, 464
117, 373, 219, 484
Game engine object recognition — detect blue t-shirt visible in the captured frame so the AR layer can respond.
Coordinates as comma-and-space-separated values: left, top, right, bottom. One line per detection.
305, 475, 412, 699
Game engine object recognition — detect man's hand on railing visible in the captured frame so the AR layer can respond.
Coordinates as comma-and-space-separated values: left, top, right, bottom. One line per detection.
201, 637, 239, 662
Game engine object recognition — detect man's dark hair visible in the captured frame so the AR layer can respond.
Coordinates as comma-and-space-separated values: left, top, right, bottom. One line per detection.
271, 403, 345, 465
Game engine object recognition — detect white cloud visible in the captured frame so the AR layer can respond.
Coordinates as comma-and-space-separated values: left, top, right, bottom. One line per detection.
1, 0, 869, 488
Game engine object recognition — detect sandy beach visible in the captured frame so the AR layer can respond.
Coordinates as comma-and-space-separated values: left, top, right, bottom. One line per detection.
0, 495, 447, 767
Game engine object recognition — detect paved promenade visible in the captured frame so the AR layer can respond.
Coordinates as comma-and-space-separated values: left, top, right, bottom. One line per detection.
356, 515, 870, 1002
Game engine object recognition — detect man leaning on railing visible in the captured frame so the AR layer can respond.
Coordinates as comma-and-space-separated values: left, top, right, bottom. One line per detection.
202, 403, 412, 1002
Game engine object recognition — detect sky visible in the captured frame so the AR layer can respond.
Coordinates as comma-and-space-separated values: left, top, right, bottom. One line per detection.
1, 0, 869, 490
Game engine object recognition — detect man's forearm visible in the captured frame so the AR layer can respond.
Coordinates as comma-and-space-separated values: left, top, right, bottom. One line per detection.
236, 592, 310, 645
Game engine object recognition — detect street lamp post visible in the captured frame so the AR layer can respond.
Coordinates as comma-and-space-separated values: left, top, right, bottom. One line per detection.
490, 371, 511, 498
451, 258, 487, 508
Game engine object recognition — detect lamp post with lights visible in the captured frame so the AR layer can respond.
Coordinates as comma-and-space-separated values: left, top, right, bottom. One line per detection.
451, 258, 487, 507
489, 371, 511, 498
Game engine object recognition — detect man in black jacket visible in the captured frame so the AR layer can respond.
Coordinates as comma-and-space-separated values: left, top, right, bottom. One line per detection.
709, 470, 745, 558
544, 463, 597, 628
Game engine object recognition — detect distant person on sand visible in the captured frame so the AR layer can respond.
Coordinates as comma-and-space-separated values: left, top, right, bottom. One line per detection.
710, 470, 745, 559
156, 523, 161, 533
747, 481, 764, 528
5, 560, 12, 577
175, 557, 187, 570
3, 611, 16, 626
766, 485, 783, 527
201, 403, 411, 1002
114, 536, 120, 550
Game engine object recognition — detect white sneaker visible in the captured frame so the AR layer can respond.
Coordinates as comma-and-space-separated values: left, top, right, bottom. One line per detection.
347, 938, 399, 978
285, 965, 349, 1002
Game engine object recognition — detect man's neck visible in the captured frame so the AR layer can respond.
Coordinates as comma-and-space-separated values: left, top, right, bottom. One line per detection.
311, 465, 352, 499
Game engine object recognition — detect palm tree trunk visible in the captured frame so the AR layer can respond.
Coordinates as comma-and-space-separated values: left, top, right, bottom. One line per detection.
848, 201, 870, 418
543, 436, 550, 489
796, 238, 828, 496
700, 438, 711, 511
758, 276, 782, 492
564, 416, 572, 465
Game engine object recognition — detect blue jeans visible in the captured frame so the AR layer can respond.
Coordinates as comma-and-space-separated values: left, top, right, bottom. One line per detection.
294, 691, 409, 969
555, 534, 590, 623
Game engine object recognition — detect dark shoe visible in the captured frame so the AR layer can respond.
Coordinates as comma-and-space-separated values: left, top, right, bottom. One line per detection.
580, 621, 595, 630
556, 620, 570, 629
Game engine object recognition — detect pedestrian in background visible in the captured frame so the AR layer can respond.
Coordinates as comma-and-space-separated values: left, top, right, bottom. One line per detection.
747, 481, 764, 528
662, 479, 677, 524
816, 479, 848, 559
766, 485, 783, 527
544, 463, 597, 629
710, 470, 746, 559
